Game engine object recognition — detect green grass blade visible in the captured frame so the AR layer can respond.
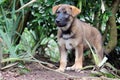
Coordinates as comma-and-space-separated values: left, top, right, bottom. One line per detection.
1, 6, 8, 31
85, 38, 100, 66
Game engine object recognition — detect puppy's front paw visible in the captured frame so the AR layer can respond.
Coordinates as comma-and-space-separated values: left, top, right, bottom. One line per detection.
56, 68, 65, 72
66, 65, 82, 72
66, 66, 75, 71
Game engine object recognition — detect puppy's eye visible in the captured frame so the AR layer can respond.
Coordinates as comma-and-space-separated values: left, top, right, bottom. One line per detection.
56, 11, 60, 14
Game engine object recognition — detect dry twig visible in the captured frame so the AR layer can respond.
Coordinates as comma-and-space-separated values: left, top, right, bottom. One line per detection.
16, 0, 36, 12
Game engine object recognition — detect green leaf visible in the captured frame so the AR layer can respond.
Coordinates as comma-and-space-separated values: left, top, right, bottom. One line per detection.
44, 38, 60, 62
41, 37, 51, 45
0, 29, 17, 57
0, 0, 6, 4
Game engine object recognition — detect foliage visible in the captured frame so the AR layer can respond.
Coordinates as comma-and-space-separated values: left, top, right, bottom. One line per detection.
41, 35, 60, 62
17, 28, 36, 55
0, 0, 21, 58
28, 0, 57, 38
0, 0, 38, 69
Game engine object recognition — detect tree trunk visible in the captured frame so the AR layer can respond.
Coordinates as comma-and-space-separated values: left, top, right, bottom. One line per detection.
105, 0, 120, 54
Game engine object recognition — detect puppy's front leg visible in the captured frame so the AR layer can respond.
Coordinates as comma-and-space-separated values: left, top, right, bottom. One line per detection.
56, 46, 67, 72
67, 44, 83, 72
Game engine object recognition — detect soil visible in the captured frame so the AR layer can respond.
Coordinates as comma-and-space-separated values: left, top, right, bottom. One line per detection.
0, 62, 119, 80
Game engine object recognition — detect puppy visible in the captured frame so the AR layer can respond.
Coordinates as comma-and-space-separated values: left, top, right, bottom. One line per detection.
52, 4, 103, 72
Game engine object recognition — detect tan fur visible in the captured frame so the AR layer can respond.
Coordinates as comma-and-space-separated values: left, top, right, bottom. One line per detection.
52, 4, 103, 72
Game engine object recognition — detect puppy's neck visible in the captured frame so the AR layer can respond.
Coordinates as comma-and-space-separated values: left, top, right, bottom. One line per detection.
61, 17, 76, 34
61, 26, 71, 34
60, 18, 77, 40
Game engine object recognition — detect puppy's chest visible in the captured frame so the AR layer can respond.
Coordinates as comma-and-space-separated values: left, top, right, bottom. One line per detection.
64, 40, 73, 50
59, 33, 77, 50
62, 33, 75, 40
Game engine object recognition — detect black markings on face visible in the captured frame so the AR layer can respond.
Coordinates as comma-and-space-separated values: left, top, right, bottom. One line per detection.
55, 7, 71, 27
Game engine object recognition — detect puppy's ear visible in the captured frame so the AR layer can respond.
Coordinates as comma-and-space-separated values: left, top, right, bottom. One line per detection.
52, 5, 61, 14
70, 6, 81, 17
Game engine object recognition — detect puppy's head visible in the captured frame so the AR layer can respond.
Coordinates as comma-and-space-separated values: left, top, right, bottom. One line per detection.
52, 4, 81, 29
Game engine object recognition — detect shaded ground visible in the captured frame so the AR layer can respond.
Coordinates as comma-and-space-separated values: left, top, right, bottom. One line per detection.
0, 63, 119, 80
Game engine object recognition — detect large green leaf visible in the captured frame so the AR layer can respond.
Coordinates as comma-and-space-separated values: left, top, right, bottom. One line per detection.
0, 0, 6, 4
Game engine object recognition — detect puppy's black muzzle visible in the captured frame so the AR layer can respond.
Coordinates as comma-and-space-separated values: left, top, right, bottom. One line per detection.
55, 12, 69, 27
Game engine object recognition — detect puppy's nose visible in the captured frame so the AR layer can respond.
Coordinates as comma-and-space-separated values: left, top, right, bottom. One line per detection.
55, 19, 60, 23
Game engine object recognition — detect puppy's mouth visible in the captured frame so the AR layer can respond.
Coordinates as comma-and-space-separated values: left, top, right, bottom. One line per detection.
56, 22, 67, 27
55, 20, 67, 27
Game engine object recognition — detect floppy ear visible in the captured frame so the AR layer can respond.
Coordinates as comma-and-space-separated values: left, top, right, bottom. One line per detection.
70, 6, 81, 17
52, 5, 61, 14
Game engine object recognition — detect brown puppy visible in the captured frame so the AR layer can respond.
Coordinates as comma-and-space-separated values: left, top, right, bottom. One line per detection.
52, 4, 103, 72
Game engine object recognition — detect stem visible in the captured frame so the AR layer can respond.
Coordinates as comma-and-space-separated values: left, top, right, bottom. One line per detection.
16, 0, 36, 12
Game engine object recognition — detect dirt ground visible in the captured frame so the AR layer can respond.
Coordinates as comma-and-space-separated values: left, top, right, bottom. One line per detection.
0, 63, 119, 80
